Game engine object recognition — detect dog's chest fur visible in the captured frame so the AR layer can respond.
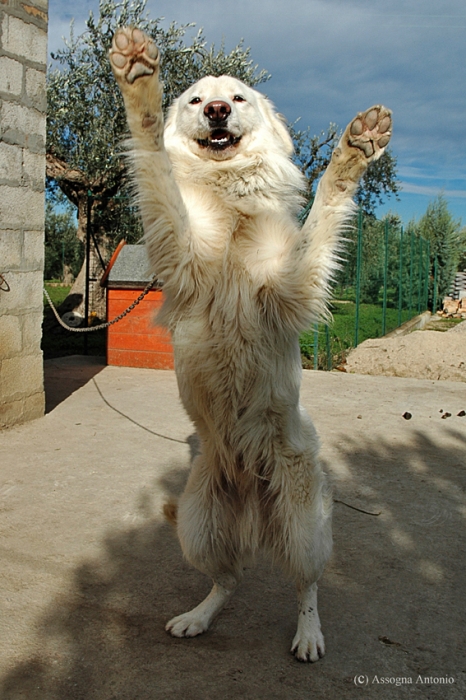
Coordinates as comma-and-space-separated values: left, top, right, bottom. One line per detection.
170, 192, 303, 453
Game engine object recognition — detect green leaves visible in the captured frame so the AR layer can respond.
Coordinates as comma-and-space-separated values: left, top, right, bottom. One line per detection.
291, 122, 340, 199
356, 149, 401, 216
44, 199, 82, 280
412, 195, 463, 298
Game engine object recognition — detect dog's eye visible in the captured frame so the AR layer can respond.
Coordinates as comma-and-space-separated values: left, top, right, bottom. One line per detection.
189, 97, 202, 105
233, 95, 246, 103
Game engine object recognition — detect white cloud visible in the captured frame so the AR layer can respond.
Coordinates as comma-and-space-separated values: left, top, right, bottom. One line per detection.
401, 183, 466, 198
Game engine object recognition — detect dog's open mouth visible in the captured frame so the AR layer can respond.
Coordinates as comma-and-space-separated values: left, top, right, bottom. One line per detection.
197, 129, 241, 151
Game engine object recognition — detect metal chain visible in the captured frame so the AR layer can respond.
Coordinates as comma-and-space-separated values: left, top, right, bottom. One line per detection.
0, 273, 10, 292
43, 276, 158, 333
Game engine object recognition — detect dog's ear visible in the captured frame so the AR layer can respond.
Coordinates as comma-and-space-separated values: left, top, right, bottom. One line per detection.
257, 95, 294, 156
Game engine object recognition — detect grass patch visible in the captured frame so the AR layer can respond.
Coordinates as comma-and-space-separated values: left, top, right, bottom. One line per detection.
300, 301, 418, 370
43, 282, 71, 307
424, 317, 464, 332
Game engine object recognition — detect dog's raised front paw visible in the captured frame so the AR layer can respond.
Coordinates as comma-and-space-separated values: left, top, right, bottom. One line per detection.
346, 105, 392, 160
109, 27, 159, 85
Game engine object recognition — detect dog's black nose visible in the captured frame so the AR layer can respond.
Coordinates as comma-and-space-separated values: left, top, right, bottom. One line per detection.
204, 100, 231, 123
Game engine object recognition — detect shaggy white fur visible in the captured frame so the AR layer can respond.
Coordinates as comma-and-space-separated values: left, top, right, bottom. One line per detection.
109, 27, 392, 662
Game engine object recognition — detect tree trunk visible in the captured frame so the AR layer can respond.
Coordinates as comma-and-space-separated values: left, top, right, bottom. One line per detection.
46, 153, 124, 322
66, 193, 107, 321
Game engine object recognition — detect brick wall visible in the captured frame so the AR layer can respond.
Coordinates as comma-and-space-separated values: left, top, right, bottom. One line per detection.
0, 0, 47, 427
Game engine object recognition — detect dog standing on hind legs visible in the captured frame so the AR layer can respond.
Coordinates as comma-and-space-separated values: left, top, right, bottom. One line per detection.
109, 26, 392, 662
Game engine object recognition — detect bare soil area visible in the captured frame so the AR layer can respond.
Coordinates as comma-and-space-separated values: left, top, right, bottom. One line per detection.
345, 320, 466, 382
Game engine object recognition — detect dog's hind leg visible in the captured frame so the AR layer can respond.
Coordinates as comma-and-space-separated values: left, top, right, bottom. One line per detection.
165, 454, 244, 638
266, 449, 333, 661
291, 580, 325, 662
165, 572, 238, 638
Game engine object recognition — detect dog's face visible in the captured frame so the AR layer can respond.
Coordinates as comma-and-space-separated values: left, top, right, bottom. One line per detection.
164, 75, 294, 162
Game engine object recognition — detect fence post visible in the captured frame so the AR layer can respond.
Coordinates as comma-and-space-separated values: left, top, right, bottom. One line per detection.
433, 256, 438, 313
398, 226, 404, 327
313, 323, 319, 370
84, 190, 92, 355
408, 229, 414, 318
382, 218, 389, 335
424, 239, 430, 310
354, 207, 363, 347
325, 324, 332, 370
417, 236, 423, 314
61, 241, 65, 282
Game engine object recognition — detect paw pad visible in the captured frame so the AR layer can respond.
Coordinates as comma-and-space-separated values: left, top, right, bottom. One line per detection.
347, 105, 392, 160
109, 27, 159, 85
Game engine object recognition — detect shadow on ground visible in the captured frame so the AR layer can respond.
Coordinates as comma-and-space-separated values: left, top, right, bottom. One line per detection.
44, 356, 106, 413
1, 431, 465, 699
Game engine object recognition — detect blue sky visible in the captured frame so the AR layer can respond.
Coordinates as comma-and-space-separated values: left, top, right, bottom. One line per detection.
48, 0, 466, 227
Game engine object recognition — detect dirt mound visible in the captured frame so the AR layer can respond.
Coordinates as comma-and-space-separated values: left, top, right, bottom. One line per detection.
345, 322, 466, 382
447, 319, 466, 333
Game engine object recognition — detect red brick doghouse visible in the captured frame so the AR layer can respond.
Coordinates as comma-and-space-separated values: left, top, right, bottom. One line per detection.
101, 242, 174, 369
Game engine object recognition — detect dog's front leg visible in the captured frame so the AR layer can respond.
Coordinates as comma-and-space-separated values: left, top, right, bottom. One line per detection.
109, 28, 192, 293
291, 581, 325, 662
317, 105, 392, 205
297, 106, 393, 320
165, 573, 238, 638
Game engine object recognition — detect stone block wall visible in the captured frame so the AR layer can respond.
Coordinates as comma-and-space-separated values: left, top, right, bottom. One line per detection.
0, 0, 47, 427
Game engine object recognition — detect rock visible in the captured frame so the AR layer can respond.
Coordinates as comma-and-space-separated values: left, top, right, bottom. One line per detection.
444, 300, 460, 314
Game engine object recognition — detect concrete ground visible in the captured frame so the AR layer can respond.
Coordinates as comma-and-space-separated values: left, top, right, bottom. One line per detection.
0, 356, 465, 699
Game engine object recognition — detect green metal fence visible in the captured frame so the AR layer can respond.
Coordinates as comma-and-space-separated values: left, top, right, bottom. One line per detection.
300, 210, 434, 370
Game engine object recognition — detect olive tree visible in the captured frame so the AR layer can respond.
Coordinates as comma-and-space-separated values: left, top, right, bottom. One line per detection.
46, 0, 269, 313
47, 0, 400, 317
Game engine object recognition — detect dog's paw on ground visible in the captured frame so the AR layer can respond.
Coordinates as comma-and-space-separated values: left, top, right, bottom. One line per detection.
109, 27, 159, 84
291, 627, 325, 662
165, 611, 210, 638
346, 105, 392, 160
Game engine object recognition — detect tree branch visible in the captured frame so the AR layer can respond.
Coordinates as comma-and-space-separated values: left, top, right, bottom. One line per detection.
46, 152, 89, 206
304, 132, 337, 171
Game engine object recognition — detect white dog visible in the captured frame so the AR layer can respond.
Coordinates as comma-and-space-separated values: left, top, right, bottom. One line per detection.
110, 27, 391, 661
